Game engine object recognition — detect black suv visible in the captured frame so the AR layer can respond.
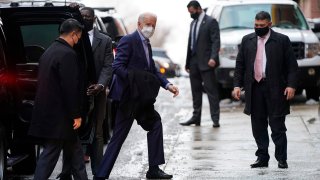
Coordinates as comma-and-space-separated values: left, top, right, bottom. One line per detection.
0, 4, 95, 179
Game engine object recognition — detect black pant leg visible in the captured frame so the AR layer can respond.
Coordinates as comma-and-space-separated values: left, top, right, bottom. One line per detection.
201, 70, 220, 122
189, 64, 203, 121
251, 82, 270, 161
269, 116, 287, 161
95, 107, 134, 178
33, 139, 63, 180
147, 119, 165, 166
63, 137, 88, 180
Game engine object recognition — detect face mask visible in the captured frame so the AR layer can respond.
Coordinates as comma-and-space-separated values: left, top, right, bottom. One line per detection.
255, 26, 269, 37
141, 26, 155, 39
72, 33, 80, 46
190, 12, 200, 20
83, 19, 94, 31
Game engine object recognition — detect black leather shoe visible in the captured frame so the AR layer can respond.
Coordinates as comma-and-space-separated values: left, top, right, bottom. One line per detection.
250, 159, 268, 168
93, 176, 105, 180
180, 119, 200, 126
212, 122, 220, 128
146, 168, 173, 179
278, 160, 288, 169
56, 173, 72, 180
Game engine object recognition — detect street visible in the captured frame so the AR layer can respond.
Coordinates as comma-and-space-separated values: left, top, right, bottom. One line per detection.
8, 77, 320, 180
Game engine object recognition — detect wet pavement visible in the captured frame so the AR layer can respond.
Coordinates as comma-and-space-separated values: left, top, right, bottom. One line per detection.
8, 77, 320, 179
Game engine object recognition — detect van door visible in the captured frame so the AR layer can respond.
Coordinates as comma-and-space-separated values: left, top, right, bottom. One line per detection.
0, 6, 96, 143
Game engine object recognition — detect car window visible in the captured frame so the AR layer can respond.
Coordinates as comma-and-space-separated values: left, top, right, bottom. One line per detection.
152, 50, 170, 59
101, 16, 127, 40
219, 4, 308, 30
20, 24, 59, 63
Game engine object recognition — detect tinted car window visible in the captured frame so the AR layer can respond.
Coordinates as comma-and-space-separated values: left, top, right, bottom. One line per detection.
21, 24, 59, 49
20, 24, 59, 63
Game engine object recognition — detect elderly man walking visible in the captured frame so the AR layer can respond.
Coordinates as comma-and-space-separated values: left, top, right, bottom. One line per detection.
94, 12, 179, 180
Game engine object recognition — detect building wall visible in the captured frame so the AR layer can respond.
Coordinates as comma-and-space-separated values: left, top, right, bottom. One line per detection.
296, 0, 320, 18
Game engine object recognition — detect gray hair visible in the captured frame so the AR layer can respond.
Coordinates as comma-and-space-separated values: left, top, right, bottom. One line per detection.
138, 12, 157, 23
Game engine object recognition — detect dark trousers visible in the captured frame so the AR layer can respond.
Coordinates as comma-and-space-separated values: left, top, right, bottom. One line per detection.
189, 62, 220, 123
33, 137, 87, 180
251, 81, 287, 161
95, 105, 165, 178
87, 93, 106, 175
61, 93, 106, 176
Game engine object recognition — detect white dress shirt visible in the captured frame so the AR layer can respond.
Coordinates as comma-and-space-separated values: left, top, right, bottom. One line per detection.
88, 29, 94, 45
259, 30, 271, 78
190, 11, 205, 50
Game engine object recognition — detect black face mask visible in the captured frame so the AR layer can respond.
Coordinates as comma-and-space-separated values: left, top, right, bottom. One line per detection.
255, 26, 269, 37
190, 12, 200, 20
83, 19, 94, 31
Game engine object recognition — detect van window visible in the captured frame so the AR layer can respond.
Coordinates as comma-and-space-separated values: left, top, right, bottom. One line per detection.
219, 4, 308, 30
20, 24, 59, 63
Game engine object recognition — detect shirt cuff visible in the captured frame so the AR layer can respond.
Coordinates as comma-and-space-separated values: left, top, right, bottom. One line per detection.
98, 84, 105, 89
165, 83, 172, 90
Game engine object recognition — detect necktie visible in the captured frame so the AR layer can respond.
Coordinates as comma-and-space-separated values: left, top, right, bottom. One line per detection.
145, 39, 152, 67
192, 20, 198, 54
254, 37, 265, 82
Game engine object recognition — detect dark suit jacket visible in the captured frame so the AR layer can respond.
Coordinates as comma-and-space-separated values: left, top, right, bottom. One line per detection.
234, 30, 298, 116
186, 14, 221, 71
109, 30, 170, 101
92, 28, 113, 87
29, 38, 81, 140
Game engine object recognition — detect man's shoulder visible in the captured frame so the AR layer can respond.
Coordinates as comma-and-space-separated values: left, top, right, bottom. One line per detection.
242, 32, 255, 42
271, 30, 289, 40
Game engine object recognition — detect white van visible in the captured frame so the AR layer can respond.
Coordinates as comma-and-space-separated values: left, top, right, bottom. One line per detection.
206, 0, 320, 99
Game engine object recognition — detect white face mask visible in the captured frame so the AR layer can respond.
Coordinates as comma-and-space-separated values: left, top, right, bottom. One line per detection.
141, 25, 155, 39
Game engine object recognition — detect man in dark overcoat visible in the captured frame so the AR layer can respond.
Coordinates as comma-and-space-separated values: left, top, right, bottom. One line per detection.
28, 18, 88, 180
233, 11, 298, 169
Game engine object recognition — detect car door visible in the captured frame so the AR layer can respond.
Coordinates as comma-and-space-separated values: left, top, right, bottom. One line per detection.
0, 6, 96, 143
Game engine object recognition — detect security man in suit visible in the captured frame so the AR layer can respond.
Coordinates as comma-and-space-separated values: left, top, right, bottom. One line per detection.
233, 11, 298, 169
94, 12, 179, 180
28, 18, 88, 180
58, 7, 114, 178
180, 0, 221, 128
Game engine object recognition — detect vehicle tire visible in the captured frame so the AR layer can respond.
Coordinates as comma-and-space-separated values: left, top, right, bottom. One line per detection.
0, 125, 7, 180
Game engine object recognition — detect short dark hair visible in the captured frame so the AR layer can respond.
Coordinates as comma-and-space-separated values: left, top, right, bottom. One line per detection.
187, 1, 201, 9
59, 18, 84, 35
81, 7, 95, 17
255, 11, 271, 22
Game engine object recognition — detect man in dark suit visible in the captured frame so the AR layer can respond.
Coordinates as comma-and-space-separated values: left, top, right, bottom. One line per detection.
28, 19, 88, 180
180, 0, 221, 128
233, 11, 298, 169
58, 7, 114, 178
82, 7, 113, 175
94, 12, 179, 180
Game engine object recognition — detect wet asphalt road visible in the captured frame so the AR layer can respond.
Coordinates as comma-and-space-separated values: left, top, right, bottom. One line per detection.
8, 77, 320, 179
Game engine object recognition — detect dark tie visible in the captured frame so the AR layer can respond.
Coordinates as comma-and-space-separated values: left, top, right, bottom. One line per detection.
192, 20, 198, 54
145, 39, 152, 68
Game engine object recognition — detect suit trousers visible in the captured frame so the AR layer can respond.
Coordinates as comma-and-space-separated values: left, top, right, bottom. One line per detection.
33, 137, 87, 180
60, 93, 107, 176
95, 104, 165, 178
251, 80, 287, 161
189, 61, 220, 122
88, 92, 107, 174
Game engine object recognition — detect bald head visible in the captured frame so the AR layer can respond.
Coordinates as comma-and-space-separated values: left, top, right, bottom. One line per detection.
138, 12, 157, 23
137, 12, 157, 35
